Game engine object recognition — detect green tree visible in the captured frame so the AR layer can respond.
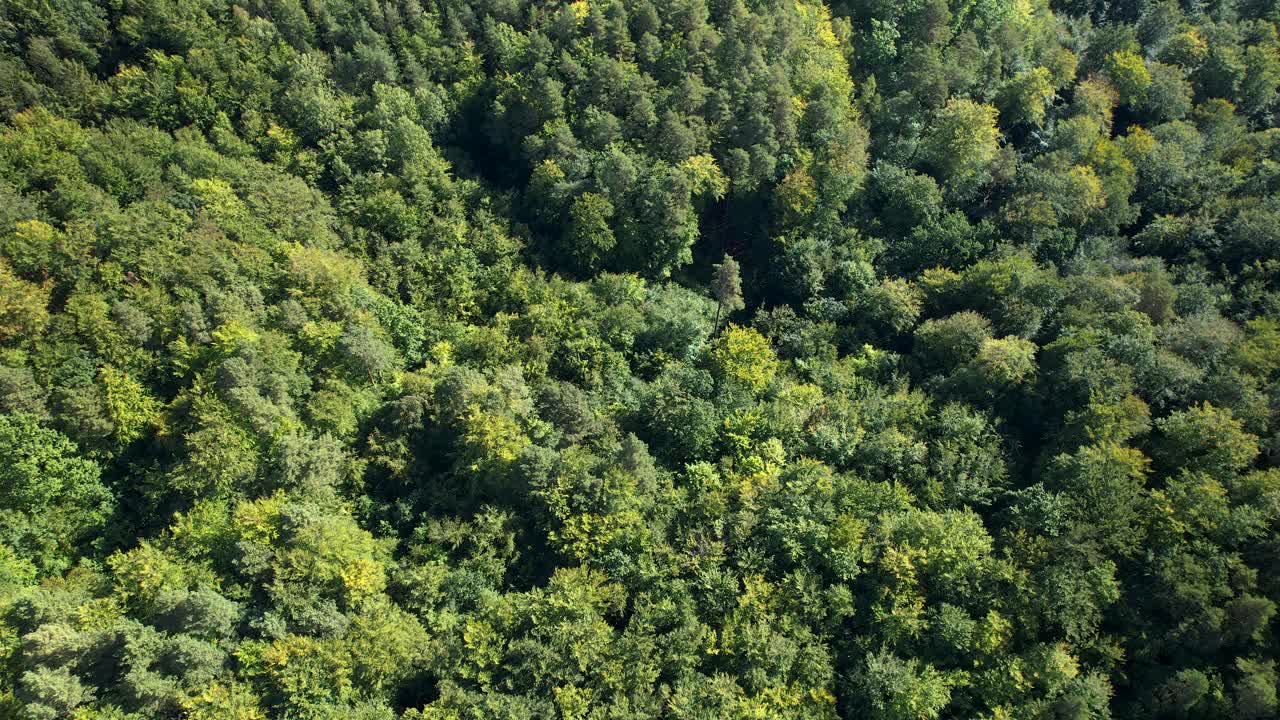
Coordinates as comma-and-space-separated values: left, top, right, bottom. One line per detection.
1153, 403, 1259, 477
710, 253, 745, 335
913, 312, 993, 376
920, 98, 1002, 196
1048, 442, 1151, 553
997, 67, 1056, 127
1105, 50, 1153, 105
856, 649, 957, 720
0, 414, 110, 574
566, 192, 616, 273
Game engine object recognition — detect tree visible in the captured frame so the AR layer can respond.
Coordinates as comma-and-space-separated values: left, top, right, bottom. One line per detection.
708, 324, 780, 394
1048, 442, 1151, 553
1153, 403, 1259, 477
1104, 50, 1153, 105
923, 403, 1008, 508
183, 681, 266, 720
997, 67, 1056, 127
855, 649, 956, 720
1233, 658, 1277, 720
0, 258, 49, 345
1149, 669, 1212, 719
17, 666, 95, 720
969, 336, 1037, 389
710, 253, 745, 335
4, 2, 1280, 718
99, 365, 159, 446
913, 312, 993, 376
919, 98, 1002, 196
0, 414, 110, 574
339, 324, 401, 383
566, 192, 615, 273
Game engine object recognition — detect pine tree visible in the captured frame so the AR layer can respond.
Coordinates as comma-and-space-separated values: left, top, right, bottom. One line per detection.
711, 253, 744, 335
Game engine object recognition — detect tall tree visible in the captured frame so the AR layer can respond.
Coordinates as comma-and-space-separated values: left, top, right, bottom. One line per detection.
710, 252, 745, 336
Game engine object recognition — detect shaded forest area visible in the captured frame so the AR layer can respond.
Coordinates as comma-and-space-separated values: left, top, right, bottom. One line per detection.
2, 0, 1280, 717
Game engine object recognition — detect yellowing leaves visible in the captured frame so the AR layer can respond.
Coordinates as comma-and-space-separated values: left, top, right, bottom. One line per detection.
99, 365, 160, 444
550, 509, 643, 564
567, 0, 590, 22
239, 634, 356, 708
168, 498, 236, 560
974, 336, 1038, 387
1104, 50, 1152, 105
107, 541, 191, 610
922, 98, 1002, 190
233, 491, 286, 546
276, 512, 389, 611
681, 154, 729, 200
777, 165, 819, 223
211, 319, 260, 355
998, 67, 1055, 126
1237, 318, 1280, 376
1165, 28, 1208, 66
191, 177, 248, 220
790, 0, 855, 102
461, 616, 504, 687
710, 324, 780, 394
183, 681, 266, 720
461, 406, 530, 472
0, 257, 50, 344
285, 243, 366, 312
340, 556, 385, 606
554, 684, 595, 720
74, 597, 125, 632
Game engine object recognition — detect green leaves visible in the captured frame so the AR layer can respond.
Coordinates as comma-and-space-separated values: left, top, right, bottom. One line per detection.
997, 67, 1056, 127
0, 414, 109, 575
920, 98, 1002, 196
857, 649, 958, 720
1154, 403, 1260, 477
1104, 50, 1154, 106
565, 192, 616, 274
2, 1, 1280, 718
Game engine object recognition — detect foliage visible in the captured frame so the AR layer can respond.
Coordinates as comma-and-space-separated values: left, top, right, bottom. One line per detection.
1, 0, 1279, 717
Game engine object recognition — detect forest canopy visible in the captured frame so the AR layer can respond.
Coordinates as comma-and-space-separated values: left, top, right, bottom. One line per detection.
1, 0, 1280, 717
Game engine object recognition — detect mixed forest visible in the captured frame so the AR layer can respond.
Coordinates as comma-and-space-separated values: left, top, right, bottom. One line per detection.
2, 0, 1280, 717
